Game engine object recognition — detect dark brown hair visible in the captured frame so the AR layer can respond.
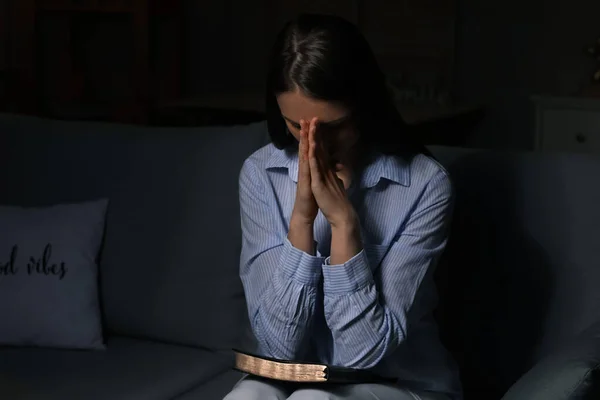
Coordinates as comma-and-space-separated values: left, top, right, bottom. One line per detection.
265, 13, 425, 159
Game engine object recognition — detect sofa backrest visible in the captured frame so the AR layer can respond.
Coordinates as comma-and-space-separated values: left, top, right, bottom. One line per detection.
4, 114, 599, 396
430, 146, 600, 398
0, 114, 267, 350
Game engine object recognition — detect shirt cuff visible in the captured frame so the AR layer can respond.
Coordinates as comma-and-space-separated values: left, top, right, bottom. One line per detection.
279, 238, 324, 286
322, 250, 374, 294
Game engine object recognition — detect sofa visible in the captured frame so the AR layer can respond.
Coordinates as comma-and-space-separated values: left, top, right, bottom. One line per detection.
0, 113, 599, 400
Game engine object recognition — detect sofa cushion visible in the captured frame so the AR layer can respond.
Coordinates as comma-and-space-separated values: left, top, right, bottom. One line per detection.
502, 319, 600, 400
0, 114, 265, 350
0, 336, 232, 400
0, 199, 107, 350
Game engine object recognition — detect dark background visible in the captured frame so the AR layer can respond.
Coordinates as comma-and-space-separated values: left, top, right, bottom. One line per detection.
0, 0, 599, 150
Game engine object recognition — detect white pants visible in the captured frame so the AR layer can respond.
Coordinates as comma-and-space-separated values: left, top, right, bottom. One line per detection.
223, 376, 451, 400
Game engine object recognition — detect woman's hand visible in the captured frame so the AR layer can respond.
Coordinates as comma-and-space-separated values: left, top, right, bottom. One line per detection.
290, 119, 319, 227
307, 117, 357, 229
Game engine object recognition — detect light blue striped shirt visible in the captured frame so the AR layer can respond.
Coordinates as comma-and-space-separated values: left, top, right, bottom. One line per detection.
239, 143, 462, 398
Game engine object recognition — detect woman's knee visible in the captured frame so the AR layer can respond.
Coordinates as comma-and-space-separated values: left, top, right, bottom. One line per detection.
287, 388, 339, 400
223, 378, 289, 400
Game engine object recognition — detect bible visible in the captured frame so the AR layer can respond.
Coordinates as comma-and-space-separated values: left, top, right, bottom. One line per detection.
233, 349, 395, 383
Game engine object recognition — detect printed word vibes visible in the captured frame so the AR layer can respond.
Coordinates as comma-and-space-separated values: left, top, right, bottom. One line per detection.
0, 244, 68, 280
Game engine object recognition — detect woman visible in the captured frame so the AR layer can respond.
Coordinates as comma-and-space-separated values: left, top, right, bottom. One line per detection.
225, 13, 462, 400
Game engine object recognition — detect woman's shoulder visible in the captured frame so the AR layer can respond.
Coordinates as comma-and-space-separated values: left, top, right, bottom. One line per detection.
399, 151, 453, 196
245, 143, 279, 163
241, 143, 281, 172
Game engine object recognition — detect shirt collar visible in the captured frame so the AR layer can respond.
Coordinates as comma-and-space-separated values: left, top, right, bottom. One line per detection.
265, 147, 410, 188
359, 152, 410, 188
265, 148, 299, 182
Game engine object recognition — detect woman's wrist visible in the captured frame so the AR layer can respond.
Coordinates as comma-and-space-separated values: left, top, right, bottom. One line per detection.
329, 206, 359, 231
290, 210, 316, 228
288, 213, 316, 255
330, 211, 362, 265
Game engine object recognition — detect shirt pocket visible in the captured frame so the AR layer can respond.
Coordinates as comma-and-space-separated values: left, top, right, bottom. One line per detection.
363, 243, 389, 273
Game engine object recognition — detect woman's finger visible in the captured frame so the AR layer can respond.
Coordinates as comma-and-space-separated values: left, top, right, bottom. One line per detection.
311, 118, 326, 171
299, 119, 307, 163
308, 118, 322, 185
298, 119, 312, 186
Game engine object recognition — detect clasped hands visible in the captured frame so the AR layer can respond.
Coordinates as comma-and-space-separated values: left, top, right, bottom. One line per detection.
291, 118, 362, 264
292, 117, 355, 228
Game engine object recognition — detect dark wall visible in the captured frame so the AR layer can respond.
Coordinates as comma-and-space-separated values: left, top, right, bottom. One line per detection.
0, 1, 10, 108
182, 0, 600, 150
2, 0, 598, 147
454, 0, 600, 150
183, 0, 269, 97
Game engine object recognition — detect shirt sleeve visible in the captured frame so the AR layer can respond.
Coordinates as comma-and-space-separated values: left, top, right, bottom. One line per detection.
322, 169, 454, 368
238, 159, 324, 360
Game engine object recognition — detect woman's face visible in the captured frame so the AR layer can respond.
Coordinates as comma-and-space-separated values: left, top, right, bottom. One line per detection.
276, 89, 359, 170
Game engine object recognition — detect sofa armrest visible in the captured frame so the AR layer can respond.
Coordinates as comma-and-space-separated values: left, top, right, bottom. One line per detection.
502, 321, 600, 400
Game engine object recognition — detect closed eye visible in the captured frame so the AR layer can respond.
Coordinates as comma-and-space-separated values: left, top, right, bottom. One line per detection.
282, 114, 351, 131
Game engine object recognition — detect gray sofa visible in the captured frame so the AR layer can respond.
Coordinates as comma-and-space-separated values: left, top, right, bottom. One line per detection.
0, 114, 599, 399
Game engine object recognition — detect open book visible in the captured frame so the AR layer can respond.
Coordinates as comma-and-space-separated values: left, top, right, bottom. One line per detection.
233, 349, 395, 383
